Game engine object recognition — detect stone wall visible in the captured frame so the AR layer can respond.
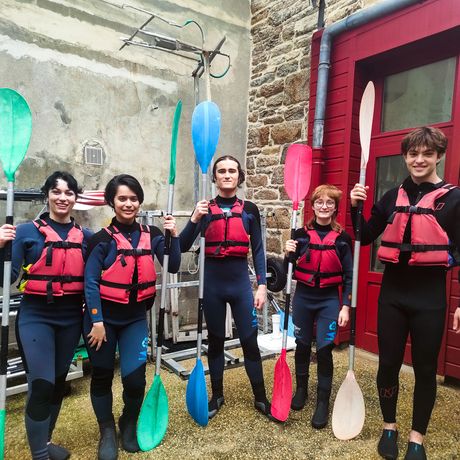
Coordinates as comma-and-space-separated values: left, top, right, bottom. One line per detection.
248, 0, 378, 256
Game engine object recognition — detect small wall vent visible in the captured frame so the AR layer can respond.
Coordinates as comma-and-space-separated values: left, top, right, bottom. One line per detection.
84, 144, 104, 165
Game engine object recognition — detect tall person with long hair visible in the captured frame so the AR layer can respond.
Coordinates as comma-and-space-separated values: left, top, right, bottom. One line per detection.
284, 184, 352, 429
0, 171, 92, 460
180, 155, 278, 421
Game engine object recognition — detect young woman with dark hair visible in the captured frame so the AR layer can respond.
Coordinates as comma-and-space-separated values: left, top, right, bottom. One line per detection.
180, 155, 278, 422
84, 174, 180, 460
284, 184, 352, 429
0, 171, 92, 460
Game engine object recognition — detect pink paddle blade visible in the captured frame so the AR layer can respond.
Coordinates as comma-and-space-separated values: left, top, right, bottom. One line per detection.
284, 144, 313, 209
271, 349, 292, 422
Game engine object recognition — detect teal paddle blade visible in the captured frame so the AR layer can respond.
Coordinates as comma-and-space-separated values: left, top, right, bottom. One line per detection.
186, 358, 208, 427
169, 100, 182, 185
191, 101, 221, 173
0, 89, 32, 182
137, 375, 168, 451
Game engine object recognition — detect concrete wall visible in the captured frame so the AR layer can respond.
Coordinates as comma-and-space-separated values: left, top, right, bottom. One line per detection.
0, 0, 251, 228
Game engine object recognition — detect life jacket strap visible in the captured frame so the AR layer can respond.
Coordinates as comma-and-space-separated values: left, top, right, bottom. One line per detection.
380, 241, 453, 252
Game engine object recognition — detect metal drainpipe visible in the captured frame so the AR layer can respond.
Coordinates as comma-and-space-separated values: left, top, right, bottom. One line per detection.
312, 0, 424, 181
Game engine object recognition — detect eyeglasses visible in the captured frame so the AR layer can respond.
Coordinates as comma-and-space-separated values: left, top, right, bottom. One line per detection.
313, 200, 335, 209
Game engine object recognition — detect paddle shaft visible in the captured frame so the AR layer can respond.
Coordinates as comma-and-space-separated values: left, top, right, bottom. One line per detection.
349, 166, 366, 371
155, 183, 174, 375
0, 183, 14, 459
195, 174, 208, 359
283, 205, 298, 348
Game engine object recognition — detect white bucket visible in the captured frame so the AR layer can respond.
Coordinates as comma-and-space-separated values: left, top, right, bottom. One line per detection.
271, 314, 281, 338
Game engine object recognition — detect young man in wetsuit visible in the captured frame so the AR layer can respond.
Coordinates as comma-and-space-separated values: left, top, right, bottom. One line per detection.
350, 126, 460, 460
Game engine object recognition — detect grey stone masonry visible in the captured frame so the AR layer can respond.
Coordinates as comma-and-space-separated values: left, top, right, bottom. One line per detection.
248, 0, 377, 259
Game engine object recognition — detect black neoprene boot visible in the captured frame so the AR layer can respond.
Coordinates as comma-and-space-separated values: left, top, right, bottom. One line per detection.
208, 378, 225, 419
311, 388, 330, 429
404, 442, 427, 460
48, 443, 70, 460
98, 419, 118, 460
118, 413, 140, 453
377, 429, 399, 459
291, 373, 308, 411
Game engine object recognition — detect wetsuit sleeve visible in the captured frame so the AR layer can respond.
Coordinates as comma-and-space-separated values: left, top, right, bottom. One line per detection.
179, 219, 201, 252
82, 227, 94, 260
0, 222, 40, 285
84, 231, 110, 323
338, 232, 353, 306
150, 226, 181, 273
350, 188, 396, 246
245, 201, 266, 285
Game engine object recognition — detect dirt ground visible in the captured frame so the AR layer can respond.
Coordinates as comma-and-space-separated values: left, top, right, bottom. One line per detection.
5, 347, 460, 460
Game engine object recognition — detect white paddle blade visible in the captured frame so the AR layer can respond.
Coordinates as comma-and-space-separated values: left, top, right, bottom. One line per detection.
358, 81, 375, 170
332, 370, 365, 440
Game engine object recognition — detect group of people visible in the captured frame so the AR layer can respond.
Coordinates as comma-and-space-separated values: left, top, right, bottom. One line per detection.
0, 126, 459, 460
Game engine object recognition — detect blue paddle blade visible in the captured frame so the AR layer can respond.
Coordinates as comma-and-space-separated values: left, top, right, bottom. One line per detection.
191, 101, 221, 174
186, 358, 208, 427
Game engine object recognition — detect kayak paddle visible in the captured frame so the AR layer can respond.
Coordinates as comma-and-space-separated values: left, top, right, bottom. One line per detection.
186, 98, 221, 427
0, 88, 32, 459
271, 143, 312, 422
137, 100, 182, 450
332, 81, 374, 440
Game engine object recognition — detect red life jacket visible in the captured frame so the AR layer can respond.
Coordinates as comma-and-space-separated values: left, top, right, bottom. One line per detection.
294, 229, 343, 287
204, 199, 250, 258
378, 184, 456, 267
99, 225, 156, 304
22, 219, 85, 302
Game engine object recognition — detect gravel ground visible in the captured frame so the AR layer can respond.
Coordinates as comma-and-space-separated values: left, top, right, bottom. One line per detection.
5, 347, 459, 460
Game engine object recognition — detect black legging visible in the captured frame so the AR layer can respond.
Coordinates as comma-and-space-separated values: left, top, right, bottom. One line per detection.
376, 268, 447, 435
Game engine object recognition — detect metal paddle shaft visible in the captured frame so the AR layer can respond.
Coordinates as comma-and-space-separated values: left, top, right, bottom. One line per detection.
271, 144, 312, 422
0, 88, 32, 460
332, 81, 374, 441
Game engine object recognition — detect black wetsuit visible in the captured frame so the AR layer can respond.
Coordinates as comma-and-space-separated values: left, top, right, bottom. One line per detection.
84, 218, 180, 427
179, 196, 269, 403
0, 213, 92, 460
351, 177, 460, 434
286, 222, 352, 399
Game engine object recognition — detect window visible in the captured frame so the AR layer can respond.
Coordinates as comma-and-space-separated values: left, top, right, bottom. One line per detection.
382, 57, 456, 132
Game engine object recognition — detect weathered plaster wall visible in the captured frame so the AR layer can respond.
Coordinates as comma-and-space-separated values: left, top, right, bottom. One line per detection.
0, 0, 251, 228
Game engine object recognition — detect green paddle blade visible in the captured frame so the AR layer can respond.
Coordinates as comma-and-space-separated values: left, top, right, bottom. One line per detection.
169, 100, 182, 185
0, 89, 32, 182
137, 375, 168, 451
